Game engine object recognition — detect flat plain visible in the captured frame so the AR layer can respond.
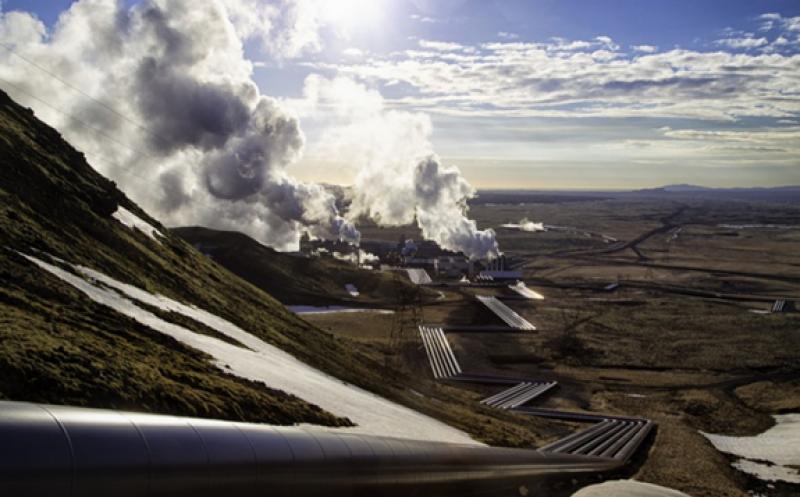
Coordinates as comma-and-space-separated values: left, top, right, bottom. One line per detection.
303, 195, 800, 497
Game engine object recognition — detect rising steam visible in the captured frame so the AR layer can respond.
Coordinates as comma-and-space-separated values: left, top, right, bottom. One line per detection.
295, 75, 500, 260
501, 218, 546, 232
0, 0, 357, 249
0, 0, 497, 258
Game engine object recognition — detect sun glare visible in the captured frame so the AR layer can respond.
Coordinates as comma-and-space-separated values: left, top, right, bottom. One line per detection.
319, 0, 387, 33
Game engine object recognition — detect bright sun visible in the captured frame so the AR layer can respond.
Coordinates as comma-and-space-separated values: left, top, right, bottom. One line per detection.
318, 0, 387, 33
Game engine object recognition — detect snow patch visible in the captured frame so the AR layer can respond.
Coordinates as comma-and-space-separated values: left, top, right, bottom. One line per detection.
508, 282, 545, 300
23, 253, 477, 445
572, 480, 691, 497
112, 206, 163, 243
406, 268, 432, 285
702, 414, 800, 484
344, 284, 359, 297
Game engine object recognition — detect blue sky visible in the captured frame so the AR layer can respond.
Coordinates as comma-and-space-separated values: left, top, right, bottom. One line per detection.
4, 0, 800, 188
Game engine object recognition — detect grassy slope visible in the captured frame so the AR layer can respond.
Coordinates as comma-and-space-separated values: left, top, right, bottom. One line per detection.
0, 91, 549, 446
173, 226, 425, 305
0, 90, 349, 425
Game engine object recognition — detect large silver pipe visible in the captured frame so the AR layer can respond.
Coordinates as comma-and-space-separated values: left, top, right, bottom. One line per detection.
0, 401, 625, 497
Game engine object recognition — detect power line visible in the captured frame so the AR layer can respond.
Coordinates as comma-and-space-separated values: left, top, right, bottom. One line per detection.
0, 42, 169, 149
0, 75, 163, 185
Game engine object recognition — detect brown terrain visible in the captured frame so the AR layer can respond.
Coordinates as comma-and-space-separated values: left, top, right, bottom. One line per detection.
302, 196, 800, 497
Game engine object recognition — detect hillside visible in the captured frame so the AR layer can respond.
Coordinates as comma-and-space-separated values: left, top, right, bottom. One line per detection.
0, 90, 551, 446
0, 89, 358, 426
173, 226, 422, 305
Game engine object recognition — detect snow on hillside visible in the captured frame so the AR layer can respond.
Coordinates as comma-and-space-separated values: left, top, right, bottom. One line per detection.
112, 206, 163, 243
572, 480, 691, 497
702, 414, 800, 484
23, 252, 478, 445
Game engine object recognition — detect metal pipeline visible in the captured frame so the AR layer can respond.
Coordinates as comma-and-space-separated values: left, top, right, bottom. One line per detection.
0, 401, 624, 497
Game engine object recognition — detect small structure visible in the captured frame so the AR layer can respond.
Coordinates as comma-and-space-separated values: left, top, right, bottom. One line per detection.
771, 299, 795, 313
476, 295, 536, 330
406, 268, 433, 285
486, 254, 509, 271
344, 284, 360, 297
299, 232, 359, 263
434, 256, 470, 278
475, 254, 522, 282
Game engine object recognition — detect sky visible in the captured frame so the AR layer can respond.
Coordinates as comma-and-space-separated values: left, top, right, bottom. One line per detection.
3, 0, 800, 190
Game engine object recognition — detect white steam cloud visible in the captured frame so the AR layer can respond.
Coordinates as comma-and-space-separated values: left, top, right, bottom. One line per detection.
292, 75, 499, 260
0, 0, 498, 259
0, 0, 356, 250
501, 218, 546, 232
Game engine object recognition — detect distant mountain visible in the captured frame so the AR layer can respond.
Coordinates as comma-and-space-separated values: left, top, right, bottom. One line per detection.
632, 184, 800, 202
658, 184, 712, 192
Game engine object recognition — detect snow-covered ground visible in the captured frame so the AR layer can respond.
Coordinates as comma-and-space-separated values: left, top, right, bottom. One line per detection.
23, 253, 478, 445
406, 268, 432, 285
702, 414, 800, 484
112, 206, 163, 243
508, 282, 545, 300
572, 480, 691, 497
287, 305, 393, 315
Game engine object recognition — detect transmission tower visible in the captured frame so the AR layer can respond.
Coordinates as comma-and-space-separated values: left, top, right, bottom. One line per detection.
385, 270, 424, 378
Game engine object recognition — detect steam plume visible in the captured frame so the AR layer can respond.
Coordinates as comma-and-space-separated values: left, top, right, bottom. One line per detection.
0, 0, 357, 249
1, 1, 496, 258
501, 218, 546, 232
294, 75, 500, 260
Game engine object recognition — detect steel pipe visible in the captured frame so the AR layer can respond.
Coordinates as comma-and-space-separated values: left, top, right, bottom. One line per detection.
0, 401, 626, 497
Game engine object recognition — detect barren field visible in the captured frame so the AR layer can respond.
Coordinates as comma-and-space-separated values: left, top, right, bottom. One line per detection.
303, 196, 800, 497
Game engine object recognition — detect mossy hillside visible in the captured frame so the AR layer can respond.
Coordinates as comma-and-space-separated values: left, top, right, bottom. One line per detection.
0, 89, 363, 424
0, 90, 558, 446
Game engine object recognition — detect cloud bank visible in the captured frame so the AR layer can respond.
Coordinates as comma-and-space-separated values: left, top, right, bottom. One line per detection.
319, 31, 800, 122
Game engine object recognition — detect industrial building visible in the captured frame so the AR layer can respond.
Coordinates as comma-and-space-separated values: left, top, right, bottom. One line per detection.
298, 232, 359, 260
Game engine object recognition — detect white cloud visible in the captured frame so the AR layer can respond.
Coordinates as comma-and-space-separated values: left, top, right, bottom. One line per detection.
342, 47, 364, 57
591, 49, 620, 61
631, 44, 657, 53
595, 35, 620, 50
757, 12, 800, 33
497, 31, 518, 40
550, 38, 593, 51
319, 41, 800, 122
418, 39, 463, 51
662, 126, 800, 146
410, 13, 440, 24
715, 36, 768, 49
